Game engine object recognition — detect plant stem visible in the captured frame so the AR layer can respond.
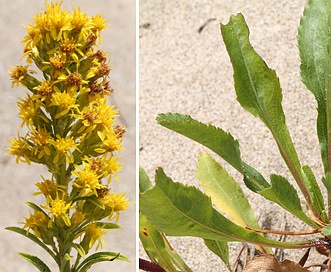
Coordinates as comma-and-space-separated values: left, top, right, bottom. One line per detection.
139, 258, 166, 272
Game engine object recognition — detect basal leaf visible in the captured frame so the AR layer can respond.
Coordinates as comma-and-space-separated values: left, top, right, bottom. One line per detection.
302, 165, 328, 222
140, 212, 193, 272
140, 168, 312, 249
221, 13, 324, 221
322, 172, 331, 195
19, 253, 51, 272
259, 175, 319, 228
140, 166, 153, 193
197, 152, 259, 229
157, 113, 269, 192
204, 239, 232, 271
322, 225, 331, 236
298, 0, 331, 174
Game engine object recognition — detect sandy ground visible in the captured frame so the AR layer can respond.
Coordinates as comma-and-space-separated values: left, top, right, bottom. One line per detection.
139, 0, 327, 271
0, 1, 136, 271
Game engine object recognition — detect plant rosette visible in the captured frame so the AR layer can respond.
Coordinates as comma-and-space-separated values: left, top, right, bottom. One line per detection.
140, 0, 331, 271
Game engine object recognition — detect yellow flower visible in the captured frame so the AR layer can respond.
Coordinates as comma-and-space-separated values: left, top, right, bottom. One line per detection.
98, 192, 129, 222
98, 154, 122, 182
49, 87, 78, 118
49, 135, 78, 164
72, 163, 105, 196
33, 2, 72, 43
71, 211, 85, 225
23, 210, 49, 238
17, 94, 42, 128
95, 130, 123, 153
55, 71, 88, 93
28, 126, 52, 159
108, 192, 129, 222
42, 193, 74, 227
33, 80, 53, 100
7, 133, 31, 164
91, 14, 109, 41
34, 176, 66, 199
9, 65, 29, 87
82, 223, 108, 251
71, 98, 118, 135
49, 55, 66, 72
71, 6, 90, 31
22, 23, 42, 49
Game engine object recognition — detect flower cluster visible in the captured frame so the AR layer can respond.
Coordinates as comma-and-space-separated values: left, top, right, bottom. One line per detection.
7, 2, 129, 271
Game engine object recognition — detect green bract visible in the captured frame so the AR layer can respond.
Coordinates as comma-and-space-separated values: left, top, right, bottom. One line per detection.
140, 0, 331, 271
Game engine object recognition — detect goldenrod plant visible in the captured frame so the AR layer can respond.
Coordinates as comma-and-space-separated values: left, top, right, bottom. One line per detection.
140, 0, 331, 271
6, 2, 129, 272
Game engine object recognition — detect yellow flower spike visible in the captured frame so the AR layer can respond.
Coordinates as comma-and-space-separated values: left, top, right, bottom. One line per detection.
8, 2, 128, 269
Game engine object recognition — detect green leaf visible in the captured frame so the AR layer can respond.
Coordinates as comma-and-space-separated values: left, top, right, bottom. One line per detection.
259, 175, 319, 228
95, 222, 121, 229
72, 196, 105, 209
157, 113, 269, 192
322, 173, 331, 195
25, 202, 48, 217
221, 13, 323, 221
140, 166, 153, 193
6, 227, 57, 262
204, 239, 232, 272
140, 168, 312, 249
73, 243, 86, 258
75, 252, 129, 272
197, 152, 259, 229
19, 253, 51, 272
322, 225, 331, 236
302, 165, 327, 222
298, 0, 331, 174
139, 212, 193, 272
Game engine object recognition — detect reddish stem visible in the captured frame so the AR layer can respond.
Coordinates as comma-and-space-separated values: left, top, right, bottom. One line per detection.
139, 258, 166, 272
